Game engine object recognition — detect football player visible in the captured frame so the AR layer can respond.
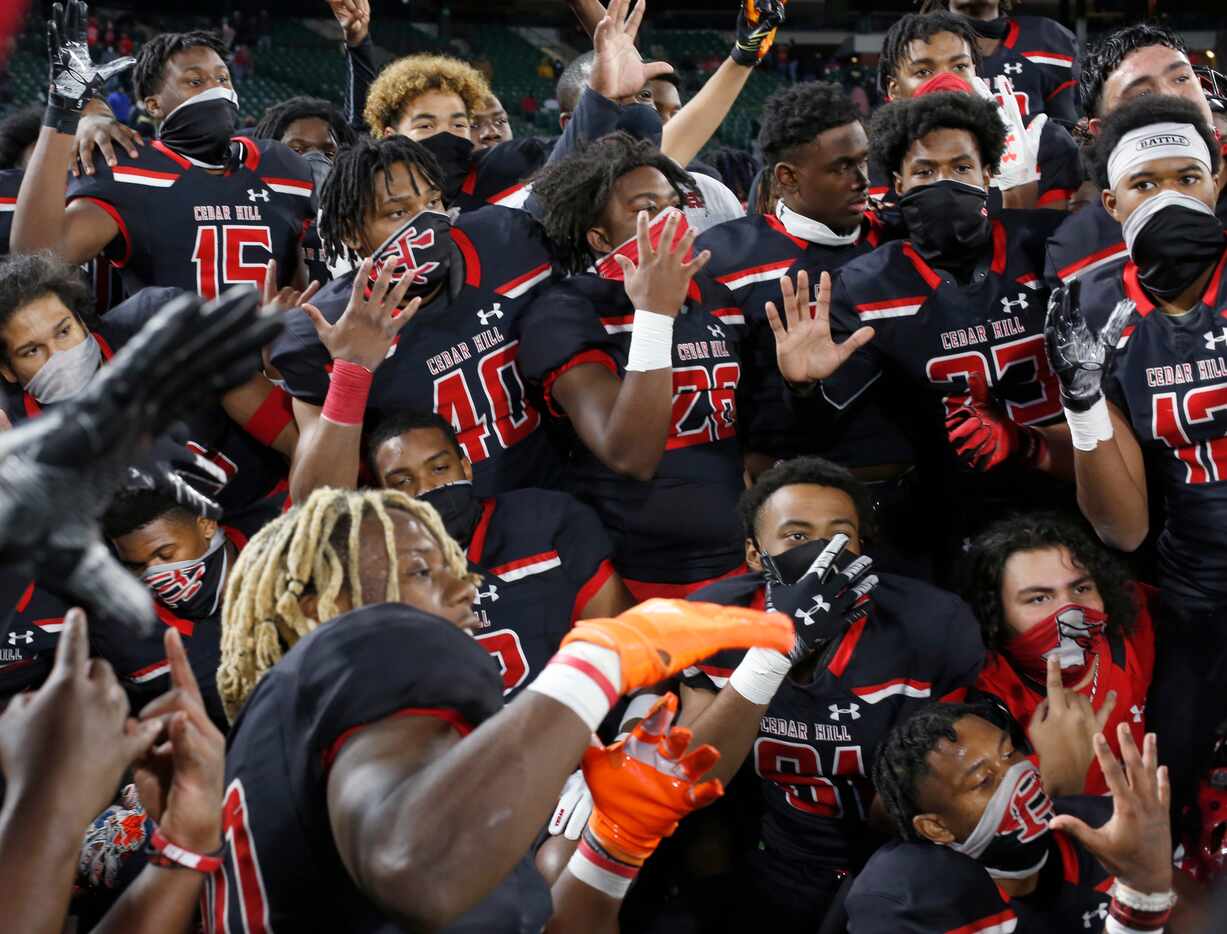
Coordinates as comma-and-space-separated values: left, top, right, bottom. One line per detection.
963, 513, 1156, 794
266, 134, 562, 501
672, 457, 984, 931
920, 0, 1079, 125
471, 95, 514, 152
0, 571, 69, 702
522, 134, 752, 600
774, 92, 1075, 566
364, 410, 636, 697
1046, 23, 1220, 288
875, 12, 1080, 212
1047, 96, 1227, 819
14, 9, 316, 298
849, 707, 1174, 933
210, 485, 792, 931
0, 253, 296, 518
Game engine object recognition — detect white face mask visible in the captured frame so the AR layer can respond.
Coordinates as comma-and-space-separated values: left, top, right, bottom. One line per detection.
25, 333, 102, 403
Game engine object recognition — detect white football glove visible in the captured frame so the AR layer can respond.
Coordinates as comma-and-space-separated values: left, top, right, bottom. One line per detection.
981, 75, 1045, 191
547, 769, 594, 840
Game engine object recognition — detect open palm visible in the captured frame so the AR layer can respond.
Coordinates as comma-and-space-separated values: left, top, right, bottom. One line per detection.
590, 0, 672, 101
766, 269, 874, 386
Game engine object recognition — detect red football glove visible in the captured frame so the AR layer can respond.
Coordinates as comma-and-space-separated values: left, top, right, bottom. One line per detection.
945, 372, 1049, 471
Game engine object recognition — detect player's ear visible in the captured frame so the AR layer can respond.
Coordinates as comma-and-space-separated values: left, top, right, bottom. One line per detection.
912, 812, 956, 845
980, 166, 993, 190
773, 160, 797, 196
461, 458, 473, 483
1086, 116, 1102, 138
144, 95, 163, 120
1102, 188, 1120, 223
0, 356, 15, 384
559, 112, 571, 131
197, 515, 219, 544
892, 171, 904, 197
745, 537, 764, 572
885, 77, 899, 102
586, 225, 614, 255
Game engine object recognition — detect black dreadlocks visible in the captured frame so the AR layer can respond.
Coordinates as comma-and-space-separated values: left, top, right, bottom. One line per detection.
132, 31, 230, 102
252, 96, 356, 151
317, 136, 444, 267
869, 91, 1006, 178
531, 132, 695, 276
1079, 23, 1188, 119
878, 12, 983, 97
873, 702, 990, 841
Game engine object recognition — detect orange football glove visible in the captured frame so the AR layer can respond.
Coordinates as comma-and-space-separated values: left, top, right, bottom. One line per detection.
582, 693, 723, 866
731, 0, 787, 67
562, 598, 793, 694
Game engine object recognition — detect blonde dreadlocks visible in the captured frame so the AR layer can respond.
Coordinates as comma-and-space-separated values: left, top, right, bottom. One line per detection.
217, 487, 478, 722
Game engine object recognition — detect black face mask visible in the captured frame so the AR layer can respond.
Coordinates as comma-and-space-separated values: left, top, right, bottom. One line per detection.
301, 149, 333, 197
418, 131, 475, 203
899, 180, 992, 274
158, 86, 239, 167
366, 210, 455, 304
417, 480, 482, 546
1129, 202, 1225, 301
965, 14, 1010, 39
615, 102, 664, 148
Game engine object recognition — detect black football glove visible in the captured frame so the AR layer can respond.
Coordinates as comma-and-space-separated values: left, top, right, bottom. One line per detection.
45, 1, 135, 132
762, 533, 878, 663
1043, 280, 1134, 412
731, 0, 787, 68
0, 288, 280, 633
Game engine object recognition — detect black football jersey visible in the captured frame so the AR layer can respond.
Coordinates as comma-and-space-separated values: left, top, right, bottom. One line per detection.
0, 168, 18, 256
1080, 248, 1227, 605
466, 488, 616, 699
0, 572, 68, 700
518, 270, 746, 586
980, 16, 1080, 125
453, 137, 551, 214
269, 207, 562, 499
683, 572, 984, 870
1044, 200, 1128, 289
692, 211, 918, 470
66, 137, 314, 297
847, 798, 1114, 933
868, 119, 1080, 214
206, 602, 551, 933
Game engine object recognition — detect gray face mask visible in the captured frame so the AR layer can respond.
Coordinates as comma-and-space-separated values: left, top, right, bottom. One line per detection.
25, 334, 102, 403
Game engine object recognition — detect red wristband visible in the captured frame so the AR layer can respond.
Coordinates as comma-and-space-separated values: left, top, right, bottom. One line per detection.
321, 359, 373, 426
146, 826, 224, 873
243, 386, 294, 446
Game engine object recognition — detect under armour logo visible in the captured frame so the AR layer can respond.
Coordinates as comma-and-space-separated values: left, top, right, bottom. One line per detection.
1131, 704, 1145, 723
1001, 292, 1029, 314
829, 703, 861, 721
708, 323, 725, 338
475, 584, 499, 605
1003, 63, 1023, 75
1204, 327, 1227, 351
1083, 903, 1108, 928
477, 303, 504, 326
247, 188, 270, 202
794, 595, 832, 628
7, 630, 32, 645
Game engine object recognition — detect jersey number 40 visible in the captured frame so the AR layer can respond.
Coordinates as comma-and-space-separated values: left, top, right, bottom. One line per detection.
433, 341, 541, 464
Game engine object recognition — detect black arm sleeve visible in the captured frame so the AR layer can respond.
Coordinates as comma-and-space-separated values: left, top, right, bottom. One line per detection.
545, 88, 621, 166
345, 37, 379, 133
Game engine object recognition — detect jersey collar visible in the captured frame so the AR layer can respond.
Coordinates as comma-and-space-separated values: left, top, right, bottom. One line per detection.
774, 200, 861, 247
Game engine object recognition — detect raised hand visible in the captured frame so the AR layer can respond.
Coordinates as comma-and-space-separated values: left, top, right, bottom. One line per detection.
301, 257, 421, 371
263, 258, 321, 311
327, 0, 371, 46
976, 75, 1045, 191
766, 269, 874, 386
1028, 654, 1117, 796
1044, 281, 1134, 412
46, 1, 135, 123
614, 209, 710, 317
731, 0, 787, 68
590, 0, 673, 102
1049, 725, 1172, 895
134, 629, 225, 853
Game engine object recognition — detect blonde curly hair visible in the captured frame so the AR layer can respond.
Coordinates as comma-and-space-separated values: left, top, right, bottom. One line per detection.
217, 487, 478, 722
364, 53, 493, 136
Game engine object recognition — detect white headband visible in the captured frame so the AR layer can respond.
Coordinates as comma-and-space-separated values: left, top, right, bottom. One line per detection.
1107, 121, 1213, 190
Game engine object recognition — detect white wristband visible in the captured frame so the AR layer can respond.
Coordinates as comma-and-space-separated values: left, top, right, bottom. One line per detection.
567, 838, 636, 898
1111, 882, 1176, 912
728, 647, 791, 705
625, 310, 675, 372
1065, 397, 1114, 452
527, 642, 622, 731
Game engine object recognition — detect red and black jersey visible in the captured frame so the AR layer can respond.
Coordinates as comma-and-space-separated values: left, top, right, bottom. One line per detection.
847, 798, 1114, 934
518, 269, 746, 589
268, 206, 562, 498
452, 137, 551, 215
979, 16, 1080, 125
466, 488, 616, 699
6, 287, 291, 518
1080, 247, 1227, 605
692, 211, 917, 469
66, 137, 314, 297
683, 572, 984, 871
207, 602, 551, 933
976, 584, 1157, 795
824, 211, 1064, 428
0, 572, 68, 700
868, 119, 1080, 213
0, 168, 18, 256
